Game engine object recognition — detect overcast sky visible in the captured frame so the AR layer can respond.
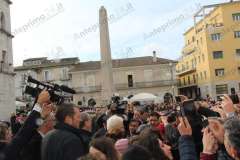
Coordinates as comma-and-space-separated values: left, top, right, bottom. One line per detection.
11, 0, 230, 66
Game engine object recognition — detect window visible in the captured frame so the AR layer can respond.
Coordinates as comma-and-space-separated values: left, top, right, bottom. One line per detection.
183, 77, 186, 85
86, 75, 96, 87
198, 56, 201, 63
188, 76, 190, 84
0, 12, 5, 29
191, 59, 194, 68
238, 67, 240, 74
1, 50, 7, 63
215, 68, 224, 77
196, 73, 199, 80
202, 54, 205, 62
182, 64, 185, 71
200, 72, 203, 80
234, 31, 240, 38
61, 68, 69, 80
44, 71, 51, 81
192, 36, 195, 42
20, 74, 25, 85
193, 74, 196, 83
236, 49, 240, 58
128, 75, 133, 87
186, 62, 189, 69
232, 13, 240, 21
178, 79, 181, 86
213, 51, 223, 59
211, 33, 221, 41
204, 71, 207, 79
216, 84, 228, 94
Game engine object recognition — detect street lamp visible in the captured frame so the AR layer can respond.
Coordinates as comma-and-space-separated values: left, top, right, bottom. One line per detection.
169, 62, 175, 96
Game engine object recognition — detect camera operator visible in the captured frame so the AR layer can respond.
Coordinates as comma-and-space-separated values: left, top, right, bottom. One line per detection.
1, 90, 53, 160
20, 113, 55, 160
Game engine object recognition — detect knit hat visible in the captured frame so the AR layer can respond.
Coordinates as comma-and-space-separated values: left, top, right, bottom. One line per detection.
115, 138, 129, 154
107, 115, 123, 134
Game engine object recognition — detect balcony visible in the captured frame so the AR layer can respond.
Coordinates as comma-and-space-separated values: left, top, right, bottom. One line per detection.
205, 23, 224, 34
116, 80, 177, 90
182, 43, 196, 56
176, 66, 196, 76
60, 76, 71, 81
74, 86, 102, 93
178, 79, 198, 88
74, 80, 178, 93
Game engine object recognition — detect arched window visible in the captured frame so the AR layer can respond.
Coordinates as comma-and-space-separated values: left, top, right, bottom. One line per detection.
0, 12, 6, 29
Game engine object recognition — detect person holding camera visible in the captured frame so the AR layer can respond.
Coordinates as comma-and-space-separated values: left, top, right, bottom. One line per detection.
1, 90, 53, 160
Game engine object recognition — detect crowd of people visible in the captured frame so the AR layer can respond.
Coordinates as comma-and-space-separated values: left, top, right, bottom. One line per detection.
0, 90, 240, 160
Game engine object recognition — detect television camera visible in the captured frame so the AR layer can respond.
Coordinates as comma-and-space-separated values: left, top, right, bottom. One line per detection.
24, 76, 76, 105
110, 95, 128, 115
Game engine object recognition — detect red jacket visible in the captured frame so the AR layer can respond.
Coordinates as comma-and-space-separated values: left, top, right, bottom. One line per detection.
200, 153, 217, 160
157, 123, 165, 135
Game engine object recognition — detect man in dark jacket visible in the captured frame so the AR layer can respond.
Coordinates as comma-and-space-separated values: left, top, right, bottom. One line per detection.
79, 112, 92, 154
42, 103, 85, 160
1, 90, 53, 160
20, 114, 55, 160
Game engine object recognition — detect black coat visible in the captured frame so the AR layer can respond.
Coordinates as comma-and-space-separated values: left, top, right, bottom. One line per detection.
92, 128, 107, 139
78, 129, 92, 154
217, 144, 234, 160
178, 135, 198, 160
2, 110, 41, 160
20, 131, 42, 160
41, 123, 85, 160
0, 142, 6, 152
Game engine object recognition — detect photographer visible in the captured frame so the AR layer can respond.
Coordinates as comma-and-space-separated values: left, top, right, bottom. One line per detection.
20, 113, 55, 160
1, 90, 53, 160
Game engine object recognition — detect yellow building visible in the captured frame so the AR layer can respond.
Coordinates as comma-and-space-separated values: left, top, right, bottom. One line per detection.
176, 1, 240, 99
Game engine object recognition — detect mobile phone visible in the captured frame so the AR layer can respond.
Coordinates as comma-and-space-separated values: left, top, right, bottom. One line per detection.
230, 94, 240, 104
179, 104, 187, 127
175, 96, 181, 103
182, 100, 196, 116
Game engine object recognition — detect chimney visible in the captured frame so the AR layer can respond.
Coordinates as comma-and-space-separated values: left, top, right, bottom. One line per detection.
153, 51, 157, 62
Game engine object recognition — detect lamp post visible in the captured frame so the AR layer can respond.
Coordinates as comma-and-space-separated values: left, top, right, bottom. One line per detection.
169, 62, 175, 96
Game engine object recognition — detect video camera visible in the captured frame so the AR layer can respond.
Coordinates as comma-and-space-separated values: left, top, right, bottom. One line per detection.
24, 76, 76, 105
110, 95, 128, 115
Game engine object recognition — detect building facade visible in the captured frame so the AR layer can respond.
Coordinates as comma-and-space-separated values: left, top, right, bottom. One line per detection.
176, 1, 240, 99
14, 57, 79, 101
0, 0, 15, 120
70, 56, 177, 105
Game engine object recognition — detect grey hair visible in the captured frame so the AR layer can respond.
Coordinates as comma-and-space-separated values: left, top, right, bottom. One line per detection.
224, 118, 240, 153
79, 112, 90, 129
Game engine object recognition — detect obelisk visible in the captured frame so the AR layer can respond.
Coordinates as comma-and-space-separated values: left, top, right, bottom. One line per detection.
99, 6, 115, 104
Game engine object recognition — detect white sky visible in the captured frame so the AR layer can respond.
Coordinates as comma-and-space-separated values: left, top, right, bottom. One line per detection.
10, 0, 230, 66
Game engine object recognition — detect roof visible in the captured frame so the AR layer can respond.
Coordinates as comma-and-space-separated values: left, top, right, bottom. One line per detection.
23, 57, 47, 62
14, 60, 79, 71
15, 57, 80, 71
183, 1, 240, 35
69, 56, 177, 72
